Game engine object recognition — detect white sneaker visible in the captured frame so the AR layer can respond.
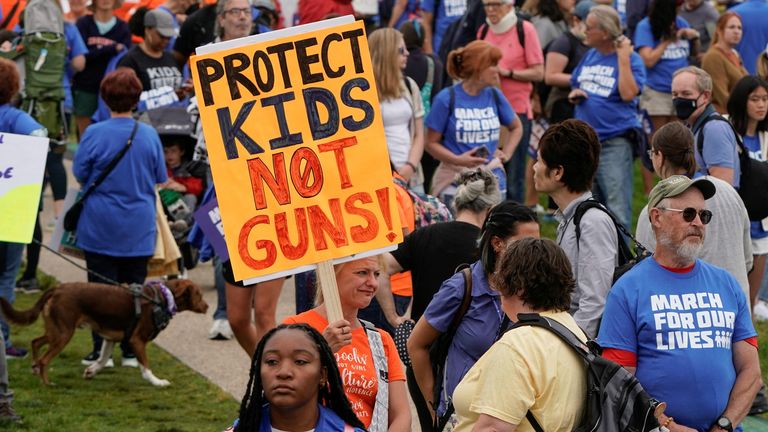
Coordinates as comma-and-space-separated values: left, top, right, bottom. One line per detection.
208, 319, 233, 340
754, 300, 768, 321
121, 357, 139, 368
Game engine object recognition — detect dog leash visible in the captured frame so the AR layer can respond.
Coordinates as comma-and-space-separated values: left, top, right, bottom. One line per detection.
32, 238, 163, 305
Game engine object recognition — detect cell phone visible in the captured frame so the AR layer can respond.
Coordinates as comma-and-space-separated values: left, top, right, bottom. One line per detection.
570, 95, 586, 103
474, 146, 490, 158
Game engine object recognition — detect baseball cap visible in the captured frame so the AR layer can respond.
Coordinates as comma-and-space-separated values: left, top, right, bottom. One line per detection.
573, 1, 595, 21
647, 175, 716, 209
144, 9, 176, 38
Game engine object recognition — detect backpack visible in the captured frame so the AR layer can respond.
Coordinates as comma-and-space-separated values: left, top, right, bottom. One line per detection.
19, 0, 67, 147
430, 265, 472, 432
573, 199, 650, 283
393, 176, 453, 228
510, 313, 662, 432
696, 114, 768, 221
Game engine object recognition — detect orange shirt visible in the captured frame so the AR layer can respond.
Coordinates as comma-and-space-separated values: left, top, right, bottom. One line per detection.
284, 309, 405, 428
391, 175, 415, 297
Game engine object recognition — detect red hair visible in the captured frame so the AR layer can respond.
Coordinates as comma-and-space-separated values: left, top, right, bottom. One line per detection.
100, 67, 143, 113
446, 40, 502, 81
712, 12, 741, 45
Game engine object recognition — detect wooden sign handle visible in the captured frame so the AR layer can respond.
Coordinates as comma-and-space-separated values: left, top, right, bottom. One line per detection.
317, 260, 343, 323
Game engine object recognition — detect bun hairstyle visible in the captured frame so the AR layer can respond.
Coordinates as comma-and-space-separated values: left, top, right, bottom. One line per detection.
453, 168, 502, 214
446, 40, 502, 81
651, 122, 697, 178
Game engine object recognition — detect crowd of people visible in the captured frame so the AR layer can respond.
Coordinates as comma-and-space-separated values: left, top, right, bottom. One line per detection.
2, 0, 768, 429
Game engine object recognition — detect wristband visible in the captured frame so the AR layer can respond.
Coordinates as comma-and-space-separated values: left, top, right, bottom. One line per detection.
509, 69, 515, 79
404, 161, 417, 171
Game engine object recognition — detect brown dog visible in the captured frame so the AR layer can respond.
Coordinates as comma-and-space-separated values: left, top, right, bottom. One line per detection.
0, 279, 208, 386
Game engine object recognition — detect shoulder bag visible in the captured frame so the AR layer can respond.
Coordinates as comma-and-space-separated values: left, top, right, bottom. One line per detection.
63, 121, 139, 232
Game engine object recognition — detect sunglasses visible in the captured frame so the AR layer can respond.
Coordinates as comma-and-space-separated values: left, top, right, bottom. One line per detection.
657, 207, 713, 224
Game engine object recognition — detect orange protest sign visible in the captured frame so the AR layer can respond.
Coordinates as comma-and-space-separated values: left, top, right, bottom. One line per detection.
191, 17, 402, 284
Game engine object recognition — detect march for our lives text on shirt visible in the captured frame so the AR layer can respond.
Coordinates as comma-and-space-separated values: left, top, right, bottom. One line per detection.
454, 107, 501, 144
651, 292, 737, 350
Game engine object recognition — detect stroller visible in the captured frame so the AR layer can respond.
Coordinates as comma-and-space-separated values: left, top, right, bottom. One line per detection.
148, 106, 207, 272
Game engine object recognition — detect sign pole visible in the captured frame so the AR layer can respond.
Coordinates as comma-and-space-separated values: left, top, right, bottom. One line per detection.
317, 260, 343, 323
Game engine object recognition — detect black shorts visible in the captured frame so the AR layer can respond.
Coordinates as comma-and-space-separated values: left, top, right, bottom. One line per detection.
221, 260, 248, 287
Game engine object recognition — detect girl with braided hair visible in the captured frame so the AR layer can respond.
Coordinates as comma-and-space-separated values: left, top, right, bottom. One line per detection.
229, 323, 366, 432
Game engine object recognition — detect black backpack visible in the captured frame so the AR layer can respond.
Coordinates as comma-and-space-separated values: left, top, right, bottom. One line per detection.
573, 199, 650, 283
510, 313, 662, 432
696, 114, 768, 221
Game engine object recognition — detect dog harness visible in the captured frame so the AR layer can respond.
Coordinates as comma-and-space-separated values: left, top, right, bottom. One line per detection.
124, 282, 177, 343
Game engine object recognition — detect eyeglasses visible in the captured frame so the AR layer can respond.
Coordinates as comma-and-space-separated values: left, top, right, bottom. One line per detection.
398, 46, 408, 55
656, 207, 713, 224
223, 7, 250, 16
483, 2, 504, 9
647, 148, 657, 159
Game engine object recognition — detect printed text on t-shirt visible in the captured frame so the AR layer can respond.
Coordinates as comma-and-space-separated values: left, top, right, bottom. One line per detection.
577, 65, 616, 97
650, 292, 736, 350
453, 107, 500, 144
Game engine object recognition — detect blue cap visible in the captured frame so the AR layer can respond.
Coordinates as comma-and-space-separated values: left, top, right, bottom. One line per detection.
574, 0, 595, 21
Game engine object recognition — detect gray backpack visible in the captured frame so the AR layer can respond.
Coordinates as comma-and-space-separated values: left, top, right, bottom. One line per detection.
511, 313, 661, 432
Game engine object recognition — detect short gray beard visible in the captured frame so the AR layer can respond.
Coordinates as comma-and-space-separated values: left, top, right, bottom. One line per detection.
657, 229, 704, 264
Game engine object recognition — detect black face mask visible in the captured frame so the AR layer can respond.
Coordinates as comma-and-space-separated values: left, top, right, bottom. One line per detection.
673, 95, 700, 120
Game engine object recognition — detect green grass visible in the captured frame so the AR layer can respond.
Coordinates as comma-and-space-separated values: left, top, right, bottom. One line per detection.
3, 293, 239, 431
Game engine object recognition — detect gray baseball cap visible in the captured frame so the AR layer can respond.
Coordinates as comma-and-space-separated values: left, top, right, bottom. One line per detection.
144, 9, 176, 38
648, 175, 716, 209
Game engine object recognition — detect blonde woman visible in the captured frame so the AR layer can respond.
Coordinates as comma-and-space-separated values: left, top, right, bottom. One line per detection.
284, 257, 412, 432
369, 28, 426, 193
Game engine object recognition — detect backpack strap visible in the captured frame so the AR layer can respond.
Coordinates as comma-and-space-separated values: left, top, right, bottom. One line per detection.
572, 199, 646, 265
361, 319, 389, 432
510, 313, 594, 432
432, 265, 473, 431
695, 114, 746, 173
516, 15, 525, 48
479, 22, 489, 40
425, 55, 435, 87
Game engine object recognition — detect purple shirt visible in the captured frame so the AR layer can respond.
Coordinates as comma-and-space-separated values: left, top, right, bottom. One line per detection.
424, 261, 505, 416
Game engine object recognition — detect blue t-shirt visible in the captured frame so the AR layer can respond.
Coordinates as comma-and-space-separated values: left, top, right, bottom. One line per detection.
633, 17, 691, 93
742, 134, 768, 238
692, 107, 741, 188
571, 49, 647, 141
72, 117, 167, 256
615, 0, 627, 29
598, 258, 756, 432
423, 261, 506, 416
64, 22, 88, 111
732, 0, 768, 75
425, 84, 516, 191
0, 104, 44, 135
421, 0, 466, 52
